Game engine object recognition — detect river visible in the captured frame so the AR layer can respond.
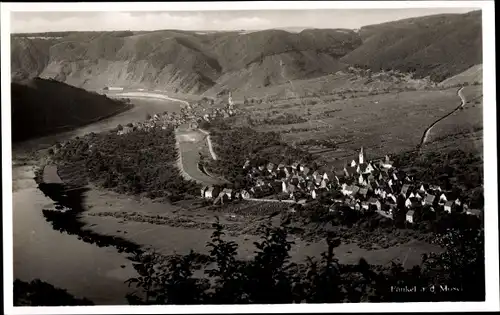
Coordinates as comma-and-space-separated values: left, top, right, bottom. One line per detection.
11, 97, 184, 304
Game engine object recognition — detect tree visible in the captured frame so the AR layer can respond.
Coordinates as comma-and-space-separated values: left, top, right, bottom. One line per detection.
117, 124, 124, 131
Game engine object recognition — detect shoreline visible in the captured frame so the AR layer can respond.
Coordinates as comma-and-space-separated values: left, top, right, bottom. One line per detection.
13, 102, 134, 147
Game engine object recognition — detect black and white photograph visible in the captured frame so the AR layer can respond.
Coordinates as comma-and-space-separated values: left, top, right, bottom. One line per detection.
2, 1, 498, 313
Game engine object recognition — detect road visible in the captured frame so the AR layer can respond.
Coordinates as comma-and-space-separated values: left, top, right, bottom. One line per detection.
418, 87, 466, 151
108, 90, 225, 185
175, 126, 227, 185
199, 129, 218, 160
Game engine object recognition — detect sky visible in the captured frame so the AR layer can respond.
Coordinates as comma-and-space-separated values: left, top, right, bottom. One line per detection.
11, 8, 478, 33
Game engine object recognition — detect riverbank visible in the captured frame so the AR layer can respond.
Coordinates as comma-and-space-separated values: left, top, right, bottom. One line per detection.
12, 94, 190, 304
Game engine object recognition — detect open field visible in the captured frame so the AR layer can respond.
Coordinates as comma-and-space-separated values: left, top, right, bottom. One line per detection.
242, 88, 460, 166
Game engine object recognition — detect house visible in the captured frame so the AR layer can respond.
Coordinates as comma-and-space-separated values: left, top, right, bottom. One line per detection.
368, 197, 382, 211
342, 185, 360, 197
306, 181, 315, 192
354, 202, 362, 211
302, 167, 311, 177
241, 190, 250, 199
351, 159, 357, 167
200, 186, 208, 198
439, 193, 448, 205
357, 163, 374, 174
291, 162, 299, 170
205, 186, 221, 199
381, 155, 394, 169
429, 185, 441, 191
350, 185, 361, 197
117, 126, 133, 136
346, 199, 358, 210
282, 181, 289, 193
454, 198, 462, 206
386, 193, 397, 204
361, 201, 370, 210
400, 184, 412, 197
258, 165, 265, 171
311, 189, 317, 199
358, 173, 368, 186
444, 201, 454, 213
406, 210, 415, 223
320, 179, 328, 189
312, 171, 320, 181
277, 163, 286, 171
419, 184, 428, 194
422, 194, 436, 206
267, 162, 276, 173
288, 184, 297, 198
405, 198, 413, 208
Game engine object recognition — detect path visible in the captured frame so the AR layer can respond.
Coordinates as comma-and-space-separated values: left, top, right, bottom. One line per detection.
417, 86, 482, 152
199, 129, 218, 160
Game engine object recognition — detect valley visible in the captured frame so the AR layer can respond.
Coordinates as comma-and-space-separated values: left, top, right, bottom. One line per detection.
9, 8, 486, 306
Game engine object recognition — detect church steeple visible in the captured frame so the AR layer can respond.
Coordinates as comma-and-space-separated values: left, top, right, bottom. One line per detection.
359, 147, 364, 165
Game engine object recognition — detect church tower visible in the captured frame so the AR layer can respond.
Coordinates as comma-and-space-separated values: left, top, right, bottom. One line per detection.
359, 147, 364, 165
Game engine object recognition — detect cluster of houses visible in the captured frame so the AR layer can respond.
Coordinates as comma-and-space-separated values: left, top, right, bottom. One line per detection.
200, 147, 483, 223
116, 93, 238, 136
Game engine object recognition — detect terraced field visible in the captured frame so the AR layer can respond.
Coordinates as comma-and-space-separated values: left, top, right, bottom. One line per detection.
245, 88, 461, 166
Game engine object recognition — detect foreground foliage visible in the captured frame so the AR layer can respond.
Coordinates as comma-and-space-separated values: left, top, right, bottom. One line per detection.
125, 220, 484, 304
14, 279, 94, 306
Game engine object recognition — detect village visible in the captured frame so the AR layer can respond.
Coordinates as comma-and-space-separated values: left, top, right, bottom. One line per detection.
96, 91, 482, 226
116, 92, 238, 135
199, 144, 483, 224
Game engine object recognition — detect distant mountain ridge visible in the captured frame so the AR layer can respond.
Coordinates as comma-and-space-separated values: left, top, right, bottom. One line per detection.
11, 10, 482, 95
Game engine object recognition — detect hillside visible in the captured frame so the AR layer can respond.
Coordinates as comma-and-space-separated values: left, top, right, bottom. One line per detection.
340, 10, 482, 82
11, 10, 482, 95
11, 78, 132, 142
438, 64, 483, 87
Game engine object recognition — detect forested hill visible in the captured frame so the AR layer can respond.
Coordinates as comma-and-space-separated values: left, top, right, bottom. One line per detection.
11, 78, 131, 142
340, 10, 482, 82
11, 10, 481, 94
